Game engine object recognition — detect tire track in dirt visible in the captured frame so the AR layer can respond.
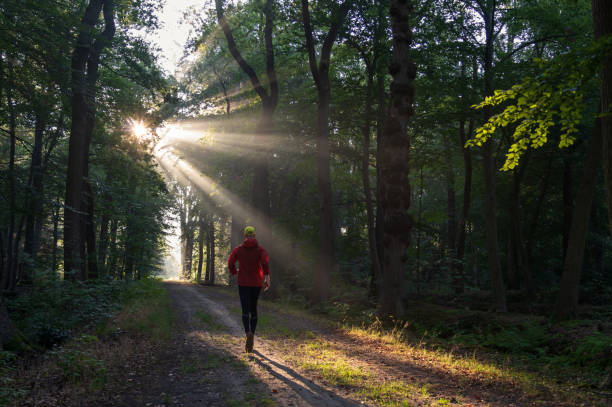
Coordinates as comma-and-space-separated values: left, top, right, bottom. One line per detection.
166, 281, 362, 407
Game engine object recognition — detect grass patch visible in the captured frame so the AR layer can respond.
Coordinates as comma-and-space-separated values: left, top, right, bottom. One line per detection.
285, 338, 430, 405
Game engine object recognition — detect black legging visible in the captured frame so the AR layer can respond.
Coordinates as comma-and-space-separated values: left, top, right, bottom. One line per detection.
238, 286, 261, 334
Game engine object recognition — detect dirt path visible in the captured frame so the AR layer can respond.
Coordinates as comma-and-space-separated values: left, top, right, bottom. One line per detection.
158, 281, 540, 407
167, 281, 362, 407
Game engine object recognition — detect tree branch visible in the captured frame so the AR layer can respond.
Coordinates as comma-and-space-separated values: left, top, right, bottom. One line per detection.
301, 0, 320, 87
215, 0, 268, 101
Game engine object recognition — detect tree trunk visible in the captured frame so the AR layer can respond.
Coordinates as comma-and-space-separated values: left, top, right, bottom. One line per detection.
52, 196, 60, 274
592, 0, 612, 237
3, 61, 17, 291
85, 182, 98, 279
185, 229, 194, 279
196, 216, 204, 282
98, 216, 109, 273
22, 112, 47, 283
507, 221, 519, 290
361, 65, 382, 302
378, 0, 415, 317
215, 0, 277, 221
0, 296, 17, 350
209, 217, 216, 284
443, 134, 457, 280
553, 118, 603, 320
455, 115, 473, 293
205, 215, 211, 283
481, 0, 506, 312
563, 157, 573, 263
511, 168, 535, 299
301, 0, 351, 303
64, 0, 115, 280
107, 218, 118, 278
373, 71, 386, 298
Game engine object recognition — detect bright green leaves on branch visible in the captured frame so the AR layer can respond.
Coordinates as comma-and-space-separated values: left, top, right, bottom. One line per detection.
466, 36, 612, 171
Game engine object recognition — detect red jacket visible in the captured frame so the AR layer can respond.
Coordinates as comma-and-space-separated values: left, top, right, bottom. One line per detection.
228, 238, 270, 287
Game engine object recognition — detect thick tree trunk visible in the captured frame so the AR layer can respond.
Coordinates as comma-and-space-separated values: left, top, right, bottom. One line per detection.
64, 0, 114, 280
592, 0, 612, 237
553, 118, 603, 320
378, 0, 415, 317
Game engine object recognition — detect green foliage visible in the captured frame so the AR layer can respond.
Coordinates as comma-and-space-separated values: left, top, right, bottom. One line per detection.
7, 279, 126, 349
551, 332, 612, 373
0, 351, 27, 405
467, 36, 612, 170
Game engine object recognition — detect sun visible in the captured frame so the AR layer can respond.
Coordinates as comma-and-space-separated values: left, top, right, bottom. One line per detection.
130, 119, 148, 139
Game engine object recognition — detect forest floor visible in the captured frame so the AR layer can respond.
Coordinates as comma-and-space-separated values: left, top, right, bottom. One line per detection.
11, 280, 610, 407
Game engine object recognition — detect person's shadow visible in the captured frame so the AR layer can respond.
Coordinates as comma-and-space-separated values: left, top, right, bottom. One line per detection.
250, 350, 363, 406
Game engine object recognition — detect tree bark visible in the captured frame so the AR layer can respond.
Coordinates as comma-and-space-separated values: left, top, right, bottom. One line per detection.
209, 217, 216, 284
592, 0, 612, 237
64, 0, 115, 280
553, 118, 603, 320
197, 215, 205, 282
378, 0, 415, 317
301, 0, 351, 303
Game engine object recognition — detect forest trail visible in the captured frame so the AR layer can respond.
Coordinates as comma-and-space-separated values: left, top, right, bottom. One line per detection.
147, 281, 529, 407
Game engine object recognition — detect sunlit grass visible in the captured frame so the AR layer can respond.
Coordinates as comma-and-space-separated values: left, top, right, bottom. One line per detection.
281, 338, 431, 406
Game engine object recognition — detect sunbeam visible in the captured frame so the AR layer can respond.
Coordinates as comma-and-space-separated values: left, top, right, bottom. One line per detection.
154, 131, 316, 277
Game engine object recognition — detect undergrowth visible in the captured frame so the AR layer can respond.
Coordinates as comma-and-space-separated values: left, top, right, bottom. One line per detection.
3, 278, 172, 406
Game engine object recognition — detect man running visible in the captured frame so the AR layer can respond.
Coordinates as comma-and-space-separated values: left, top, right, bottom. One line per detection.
228, 226, 270, 353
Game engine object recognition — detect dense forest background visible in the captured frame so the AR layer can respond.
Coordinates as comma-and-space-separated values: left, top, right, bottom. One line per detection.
1, 0, 612, 404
